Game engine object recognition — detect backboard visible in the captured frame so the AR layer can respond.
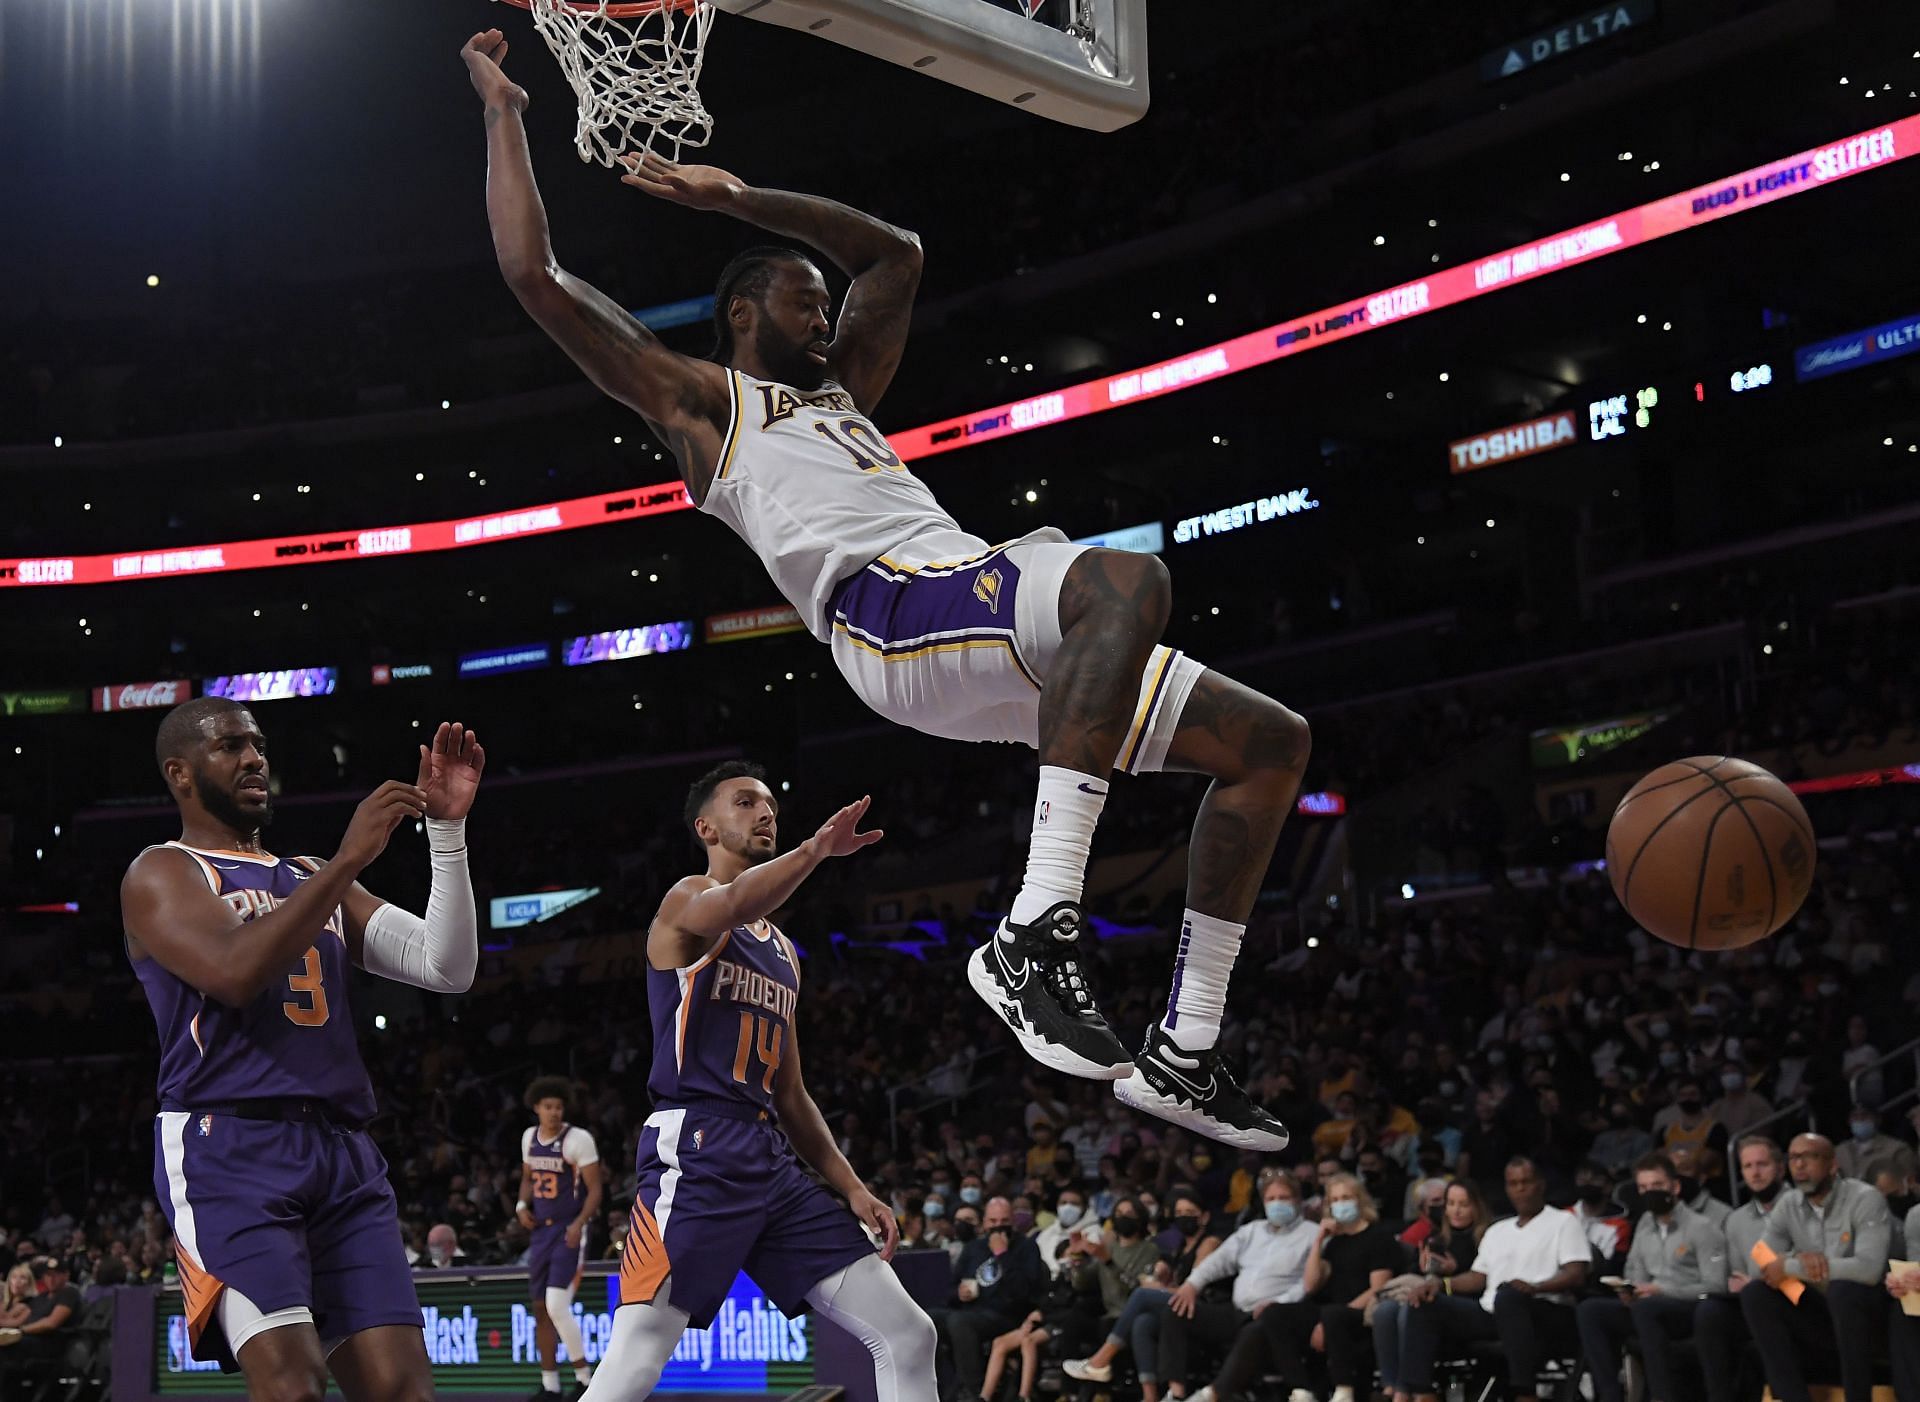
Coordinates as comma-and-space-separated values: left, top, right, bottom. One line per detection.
711, 0, 1149, 131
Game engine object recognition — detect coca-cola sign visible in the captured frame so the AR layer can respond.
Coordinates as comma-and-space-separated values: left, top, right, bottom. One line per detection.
92, 679, 193, 713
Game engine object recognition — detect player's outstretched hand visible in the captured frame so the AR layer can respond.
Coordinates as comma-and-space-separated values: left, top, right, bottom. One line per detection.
338, 780, 430, 870
617, 151, 744, 211
807, 796, 883, 860
416, 722, 487, 821
462, 29, 528, 113
848, 1186, 899, 1262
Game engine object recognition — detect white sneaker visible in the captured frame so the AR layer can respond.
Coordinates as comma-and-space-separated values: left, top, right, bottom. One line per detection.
1187, 1388, 1215, 1402
1286, 1390, 1318, 1402
1062, 1359, 1112, 1383
1329, 1389, 1354, 1402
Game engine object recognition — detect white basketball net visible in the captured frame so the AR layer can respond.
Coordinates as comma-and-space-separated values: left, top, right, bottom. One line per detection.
514, 0, 718, 166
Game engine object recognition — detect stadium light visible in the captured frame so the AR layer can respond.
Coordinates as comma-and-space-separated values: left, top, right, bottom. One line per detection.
146, 275, 160, 288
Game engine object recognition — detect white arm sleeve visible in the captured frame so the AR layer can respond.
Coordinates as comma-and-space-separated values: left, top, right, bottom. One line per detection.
359, 819, 478, 993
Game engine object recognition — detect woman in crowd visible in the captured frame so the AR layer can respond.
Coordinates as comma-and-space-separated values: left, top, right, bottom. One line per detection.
0, 1266, 35, 1330
1371, 1180, 1491, 1402
1192, 1173, 1399, 1402
1063, 1193, 1222, 1402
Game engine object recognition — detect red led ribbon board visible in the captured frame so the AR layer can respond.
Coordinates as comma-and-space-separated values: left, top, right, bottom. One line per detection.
4, 120, 1911, 590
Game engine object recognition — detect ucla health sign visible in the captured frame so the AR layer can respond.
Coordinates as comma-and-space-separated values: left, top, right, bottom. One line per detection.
1794, 311, 1920, 383
490, 886, 602, 929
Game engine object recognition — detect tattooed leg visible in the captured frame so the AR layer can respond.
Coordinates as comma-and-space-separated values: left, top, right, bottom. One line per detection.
1042, 549, 1172, 773
1161, 670, 1312, 922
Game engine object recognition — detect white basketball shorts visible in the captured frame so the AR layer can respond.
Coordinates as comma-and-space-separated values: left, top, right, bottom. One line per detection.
825, 527, 1204, 774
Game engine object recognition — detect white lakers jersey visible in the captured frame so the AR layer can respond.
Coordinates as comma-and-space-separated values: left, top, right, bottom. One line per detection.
698, 370, 988, 641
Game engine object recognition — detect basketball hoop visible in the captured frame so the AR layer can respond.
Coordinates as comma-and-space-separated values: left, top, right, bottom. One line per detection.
496, 0, 717, 166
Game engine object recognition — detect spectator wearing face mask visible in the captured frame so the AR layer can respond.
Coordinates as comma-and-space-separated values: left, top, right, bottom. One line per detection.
939, 1196, 1048, 1402
1668, 1143, 1732, 1226
1836, 1105, 1914, 1183
1065, 1106, 1112, 1179
1199, 1173, 1397, 1402
945, 1205, 983, 1265
421, 1223, 467, 1268
1589, 1100, 1654, 1177
1654, 1081, 1727, 1193
1575, 1153, 1730, 1402
1151, 1173, 1319, 1402
1062, 1197, 1181, 1402
1707, 1060, 1774, 1137
1569, 1159, 1630, 1271
1035, 1189, 1088, 1278
1741, 1133, 1891, 1402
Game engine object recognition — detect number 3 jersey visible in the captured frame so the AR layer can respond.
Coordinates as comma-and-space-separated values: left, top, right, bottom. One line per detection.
647, 921, 800, 1114
698, 370, 987, 642
130, 843, 378, 1123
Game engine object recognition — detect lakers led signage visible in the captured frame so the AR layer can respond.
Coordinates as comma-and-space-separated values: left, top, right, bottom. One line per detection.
7, 119, 1913, 590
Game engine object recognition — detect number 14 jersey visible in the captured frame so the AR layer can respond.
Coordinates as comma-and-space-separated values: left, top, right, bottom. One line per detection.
131, 843, 377, 1123
647, 921, 800, 1114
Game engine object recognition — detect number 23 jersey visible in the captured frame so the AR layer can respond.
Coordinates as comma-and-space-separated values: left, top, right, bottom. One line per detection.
647, 922, 800, 1114
130, 843, 378, 1123
696, 370, 983, 643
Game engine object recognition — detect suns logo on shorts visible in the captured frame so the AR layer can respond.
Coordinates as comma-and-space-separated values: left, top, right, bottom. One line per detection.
692, 1129, 704, 1151
973, 567, 1005, 615
198, 1114, 214, 1136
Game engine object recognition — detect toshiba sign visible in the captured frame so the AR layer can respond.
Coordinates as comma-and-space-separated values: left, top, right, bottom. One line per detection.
92, 679, 193, 712
1447, 410, 1578, 474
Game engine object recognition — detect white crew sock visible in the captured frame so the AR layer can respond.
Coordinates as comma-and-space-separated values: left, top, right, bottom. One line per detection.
575, 1368, 594, 1385
1007, 766, 1108, 929
1163, 909, 1244, 1051
542, 1370, 561, 1392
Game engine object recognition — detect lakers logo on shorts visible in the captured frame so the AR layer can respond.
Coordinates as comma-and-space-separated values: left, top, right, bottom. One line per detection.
973, 567, 1005, 615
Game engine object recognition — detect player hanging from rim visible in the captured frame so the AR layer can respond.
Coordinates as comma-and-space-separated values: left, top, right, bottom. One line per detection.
122, 698, 486, 1399
562, 761, 936, 1402
465, 30, 1308, 1149
518, 1077, 605, 1402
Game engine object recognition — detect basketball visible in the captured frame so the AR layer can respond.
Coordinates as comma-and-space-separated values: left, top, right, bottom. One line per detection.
1605, 757, 1817, 951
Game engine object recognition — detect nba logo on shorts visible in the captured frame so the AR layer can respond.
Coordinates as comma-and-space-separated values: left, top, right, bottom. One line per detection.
197, 1114, 214, 1137
692, 1129, 704, 1151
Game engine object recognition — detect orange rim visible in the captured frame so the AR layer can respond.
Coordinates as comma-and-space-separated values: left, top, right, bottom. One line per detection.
497, 0, 698, 16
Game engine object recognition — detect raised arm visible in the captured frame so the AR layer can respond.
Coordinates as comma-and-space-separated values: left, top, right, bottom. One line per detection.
463, 31, 731, 478
123, 781, 426, 1007
621, 153, 922, 415
647, 796, 881, 968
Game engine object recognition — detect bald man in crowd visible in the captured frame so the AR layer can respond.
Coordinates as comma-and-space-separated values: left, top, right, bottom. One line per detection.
1739, 1133, 1891, 1402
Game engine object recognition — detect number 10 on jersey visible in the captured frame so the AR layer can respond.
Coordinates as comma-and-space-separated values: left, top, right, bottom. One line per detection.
732, 1011, 784, 1093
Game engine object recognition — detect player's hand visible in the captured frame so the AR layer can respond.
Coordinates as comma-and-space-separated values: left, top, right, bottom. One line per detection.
1168, 1282, 1199, 1319
806, 796, 883, 860
564, 1220, 583, 1249
337, 781, 429, 869
1760, 1257, 1789, 1288
416, 722, 487, 820
1800, 1252, 1830, 1284
462, 30, 528, 113
1728, 1272, 1750, 1293
1505, 1279, 1537, 1296
849, 1188, 899, 1262
518, 1207, 536, 1231
616, 151, 744, 210
1633, 1283, 1661, 1299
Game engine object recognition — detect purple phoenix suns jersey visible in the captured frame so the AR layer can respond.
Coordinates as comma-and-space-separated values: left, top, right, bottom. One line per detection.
647, 921, 800, 1113
524, 1126, 588, 1222
132, 843, 378, 1123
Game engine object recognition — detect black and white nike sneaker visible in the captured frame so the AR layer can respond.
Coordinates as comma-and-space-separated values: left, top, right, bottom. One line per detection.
966, 901, 1133, 1080
1113, 1020, 1291, 1150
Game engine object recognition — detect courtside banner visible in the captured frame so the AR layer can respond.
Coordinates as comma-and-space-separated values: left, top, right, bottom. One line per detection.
5, 119, 1912, 589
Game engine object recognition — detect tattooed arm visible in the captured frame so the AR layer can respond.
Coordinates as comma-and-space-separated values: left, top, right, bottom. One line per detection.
463, 31, 731, 495
620, 154, 923, 415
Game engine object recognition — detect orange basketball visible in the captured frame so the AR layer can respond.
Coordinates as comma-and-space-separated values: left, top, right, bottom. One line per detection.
1605, 756, 1816, 950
